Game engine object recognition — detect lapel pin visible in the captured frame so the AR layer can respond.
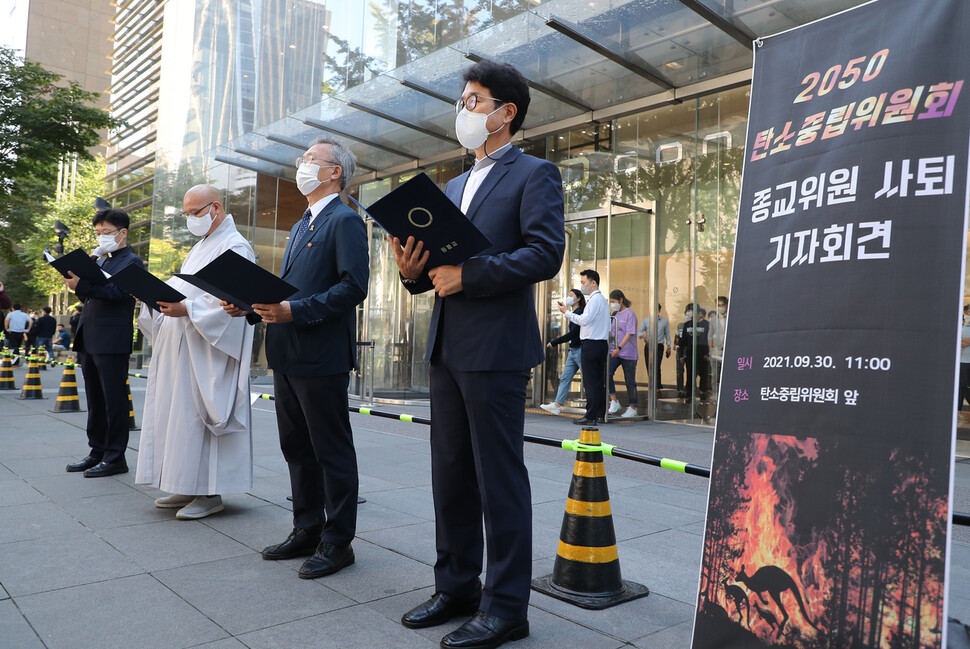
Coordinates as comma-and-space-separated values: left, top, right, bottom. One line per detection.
309, 225, 314, 231
307, 243, 312, 248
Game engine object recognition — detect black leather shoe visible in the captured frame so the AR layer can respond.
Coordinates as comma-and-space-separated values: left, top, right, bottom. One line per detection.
261, 528, 321, 560
83, 460, 128, 477
401, 581, 483, 629
66, 455, 101, 473
298, 542, 354, 579
440, 612, 529, 649
572, 417, 598, 426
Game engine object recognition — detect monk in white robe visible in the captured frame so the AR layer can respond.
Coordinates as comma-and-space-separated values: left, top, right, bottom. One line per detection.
135, 185, 255, 520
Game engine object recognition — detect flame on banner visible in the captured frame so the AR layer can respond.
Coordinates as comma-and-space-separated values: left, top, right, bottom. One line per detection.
724, 434, 827, 645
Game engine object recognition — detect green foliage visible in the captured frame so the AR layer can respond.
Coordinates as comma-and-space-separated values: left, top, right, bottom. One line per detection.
20, 158, 105, 297
0, 47, 122, 303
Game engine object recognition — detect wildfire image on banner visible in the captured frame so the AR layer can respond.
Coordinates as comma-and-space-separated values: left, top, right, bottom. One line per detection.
692, 433, 947, 649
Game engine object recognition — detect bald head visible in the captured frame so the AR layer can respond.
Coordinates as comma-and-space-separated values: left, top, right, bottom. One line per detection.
182, 185, 226, 236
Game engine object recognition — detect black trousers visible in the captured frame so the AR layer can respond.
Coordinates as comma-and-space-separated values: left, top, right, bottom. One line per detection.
428, 344, 532, 620
684, 347, 711, 394
273, 372, 358, 546
77, 351, 130, 463
961, 363, 970, 411
580, 339, 608, 420
644, 342, 664, 388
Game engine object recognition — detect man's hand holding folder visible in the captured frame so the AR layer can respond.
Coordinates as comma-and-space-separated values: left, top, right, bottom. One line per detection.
389, 236, 463, 297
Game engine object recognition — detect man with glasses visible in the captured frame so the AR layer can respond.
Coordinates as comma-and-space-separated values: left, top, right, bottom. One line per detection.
392, 60, 565, 649
133, 185, 255, 520
223, 135, 368, 581
63, 208, 142, 477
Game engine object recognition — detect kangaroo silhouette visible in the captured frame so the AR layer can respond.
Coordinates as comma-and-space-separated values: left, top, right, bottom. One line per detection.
721, 578, 749, 628
736, 565, 818, 631
754, 602, 781, 635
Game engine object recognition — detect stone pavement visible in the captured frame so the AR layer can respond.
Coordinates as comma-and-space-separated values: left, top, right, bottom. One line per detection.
1, 361, 969, 649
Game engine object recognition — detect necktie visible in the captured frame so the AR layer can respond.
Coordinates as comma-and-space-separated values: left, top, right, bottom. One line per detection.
291, 208, 312, 250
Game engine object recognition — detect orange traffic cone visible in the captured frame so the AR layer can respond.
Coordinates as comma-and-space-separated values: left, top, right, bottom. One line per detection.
531, 427, 648, 609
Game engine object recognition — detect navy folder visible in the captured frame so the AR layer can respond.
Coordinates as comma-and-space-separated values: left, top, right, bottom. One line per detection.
175, 249, 297, 314
109, 263, 186, 312
359, 172, 491, 268
48, 248, 110, 286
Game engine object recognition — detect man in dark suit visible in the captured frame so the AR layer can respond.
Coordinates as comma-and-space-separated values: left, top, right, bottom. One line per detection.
63, 208, 142, 477
392, 60, 565, 649
223, 135, 368, 579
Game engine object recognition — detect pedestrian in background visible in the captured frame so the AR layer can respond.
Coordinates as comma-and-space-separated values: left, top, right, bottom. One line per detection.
540, 288, 586, 415
607, 289, 639, 418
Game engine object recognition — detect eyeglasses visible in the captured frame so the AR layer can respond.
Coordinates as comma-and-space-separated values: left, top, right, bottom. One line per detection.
454, 93, 504, 114
179, 201, 214, 219
97, 228, 122, 236
296, 155, 340, 168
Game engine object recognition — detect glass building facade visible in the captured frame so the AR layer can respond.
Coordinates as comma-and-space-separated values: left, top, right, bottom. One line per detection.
141, 0, 868, 423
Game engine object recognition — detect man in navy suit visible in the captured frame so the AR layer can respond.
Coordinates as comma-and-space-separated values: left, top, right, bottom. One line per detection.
392, 60, 565, 649
224, 135, 368, 579
63, 208, 142, 477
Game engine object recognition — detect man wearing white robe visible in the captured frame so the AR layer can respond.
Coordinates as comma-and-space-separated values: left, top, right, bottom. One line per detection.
135, 185, 255, 520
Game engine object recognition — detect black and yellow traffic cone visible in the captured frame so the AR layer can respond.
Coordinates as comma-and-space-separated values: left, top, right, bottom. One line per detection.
531, 427, 648, 609
36, 347, 48, 370
18, 356, 45, 400
126, 379, 139, 430
0, 351, 16, 391
50, 364, 84, 413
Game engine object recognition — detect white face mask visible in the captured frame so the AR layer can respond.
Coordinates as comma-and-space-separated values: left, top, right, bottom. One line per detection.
98, 232, 122, 253
296, 162, 328, 196
186, 208, 214, 236
610, 302, 620, 313
580, 284, 591, 296
564, 296, 576, 307
455, 105, 505, 150
685, 310, 693, 320
717, 306, 726, 315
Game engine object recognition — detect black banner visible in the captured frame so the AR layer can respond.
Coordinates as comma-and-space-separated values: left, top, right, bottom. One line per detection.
692, 1, 969, 647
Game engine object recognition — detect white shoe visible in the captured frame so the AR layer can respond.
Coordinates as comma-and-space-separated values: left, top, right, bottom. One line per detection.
155, 494, 194, 509
621, 406, 637, 418
608, 400, 621, 414
539, 402, 561, 415
175, 495, 224, 520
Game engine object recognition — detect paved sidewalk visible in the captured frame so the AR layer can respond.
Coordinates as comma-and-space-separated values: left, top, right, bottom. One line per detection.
1, 362, 969, 649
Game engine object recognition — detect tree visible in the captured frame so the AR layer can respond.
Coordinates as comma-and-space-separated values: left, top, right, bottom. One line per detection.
0, 47, 121, 297
19, 158, 105, 298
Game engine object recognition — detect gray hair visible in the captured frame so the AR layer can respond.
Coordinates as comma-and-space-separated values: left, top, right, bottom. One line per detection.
310, 135, 356, 191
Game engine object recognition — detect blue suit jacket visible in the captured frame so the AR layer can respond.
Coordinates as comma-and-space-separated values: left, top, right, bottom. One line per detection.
265, 196, 369, 377
406, 147, 565, 371
73, 246, 142, 356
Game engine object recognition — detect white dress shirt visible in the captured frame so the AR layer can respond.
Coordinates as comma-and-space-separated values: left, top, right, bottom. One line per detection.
307, 192, 340, 225
565, 289, 609, 341
460, 142, 513, 214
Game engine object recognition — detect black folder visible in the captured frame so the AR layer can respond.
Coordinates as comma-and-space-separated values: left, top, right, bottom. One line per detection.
359, 172, 491, 268
48, 248, 110, 286
175, 249, 297, 314
110, 264, 186, 312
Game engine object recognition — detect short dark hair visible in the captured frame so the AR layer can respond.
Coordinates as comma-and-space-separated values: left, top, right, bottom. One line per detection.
717, 295, 728, 306
93, 208, 130, 231
462, 60, 530, 135
42, 306, 51, 314
580, 268, 600, 285
57, 323, 64, 328
13, 303, 21, 310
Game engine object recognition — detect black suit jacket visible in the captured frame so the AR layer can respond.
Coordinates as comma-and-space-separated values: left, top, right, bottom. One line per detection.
265, 196, 369, 377
73, 247, 142, 355
405, 147, 565, 371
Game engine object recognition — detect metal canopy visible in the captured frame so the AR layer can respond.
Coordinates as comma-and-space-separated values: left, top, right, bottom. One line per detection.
217, 0, 868, 184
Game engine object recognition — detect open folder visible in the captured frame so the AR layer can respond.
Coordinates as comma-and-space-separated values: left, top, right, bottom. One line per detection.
175, 249, 297, 314
109, 264, 186, 312
356, 172, 491, 268
47, 248, 111, 286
